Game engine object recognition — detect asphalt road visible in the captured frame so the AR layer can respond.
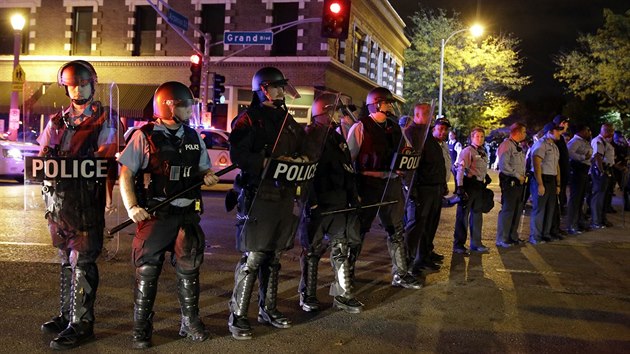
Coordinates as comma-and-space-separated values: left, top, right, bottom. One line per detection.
0, 174, 629, 353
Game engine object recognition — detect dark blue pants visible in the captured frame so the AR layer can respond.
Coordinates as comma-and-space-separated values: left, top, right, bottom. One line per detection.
529, 175, 557, 241
590, 171, 610, 225
453, 178, 484, 249
566, 165, 590, 230
496, 179, 524, 244
405, 184, 444, 266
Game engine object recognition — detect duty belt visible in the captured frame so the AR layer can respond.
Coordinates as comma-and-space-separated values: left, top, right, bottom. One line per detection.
148, 199, 200, 215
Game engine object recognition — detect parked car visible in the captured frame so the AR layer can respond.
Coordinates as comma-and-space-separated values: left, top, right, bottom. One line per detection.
0, 139, 41, 183
198, 129, 239, 182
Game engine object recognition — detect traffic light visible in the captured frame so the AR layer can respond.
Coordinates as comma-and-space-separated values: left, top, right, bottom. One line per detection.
213, 73, 225, 105
189, 54, 202, 98
321, 0, 351, 39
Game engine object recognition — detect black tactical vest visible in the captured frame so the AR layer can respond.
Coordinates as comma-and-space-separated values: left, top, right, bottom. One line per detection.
46, 102, 108, 231
141, 123, 202, 201
356, 115, 402, 172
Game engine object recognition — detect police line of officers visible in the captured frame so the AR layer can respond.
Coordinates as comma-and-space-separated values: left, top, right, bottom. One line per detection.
36, 61, 628, 350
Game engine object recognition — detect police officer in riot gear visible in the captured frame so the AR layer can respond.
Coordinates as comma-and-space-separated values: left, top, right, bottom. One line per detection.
228, 67, 307, 339
298, 93, 364, 313
118, 81, 219, 349
346, 87, 422, 289
38, 60, 120, 350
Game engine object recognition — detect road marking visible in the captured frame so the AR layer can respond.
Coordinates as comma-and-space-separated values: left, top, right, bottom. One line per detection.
496, 268, 561, 275
0, 241, 50, 246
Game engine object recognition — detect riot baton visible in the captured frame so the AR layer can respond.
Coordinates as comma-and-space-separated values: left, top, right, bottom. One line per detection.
320, 200, 398, 216
108, 164, 238, 235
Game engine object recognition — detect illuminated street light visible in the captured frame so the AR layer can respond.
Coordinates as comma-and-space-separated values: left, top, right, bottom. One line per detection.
437, 24, 484, 118
9, 13, 25, 141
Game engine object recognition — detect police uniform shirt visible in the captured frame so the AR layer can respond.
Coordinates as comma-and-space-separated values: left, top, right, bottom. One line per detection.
497, 138, 526, 180
118, 120, 211, 207
440, 141, 452, 183
567, 135, 592, 166
530, 137, 559, 175
37, 104, 117, 152
591, 135, 615, 166
456, 144, 488, 185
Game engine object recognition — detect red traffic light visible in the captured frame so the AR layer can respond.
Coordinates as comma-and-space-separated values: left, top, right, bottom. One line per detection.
321, 0, 351, 39
329, 2, 341, 14
190, 54, 201, 65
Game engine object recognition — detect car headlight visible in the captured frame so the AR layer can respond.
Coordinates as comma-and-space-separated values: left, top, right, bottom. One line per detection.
3, 148, 23, 159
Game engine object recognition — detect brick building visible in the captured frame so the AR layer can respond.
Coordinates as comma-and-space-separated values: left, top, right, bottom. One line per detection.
0, 0, 409, 133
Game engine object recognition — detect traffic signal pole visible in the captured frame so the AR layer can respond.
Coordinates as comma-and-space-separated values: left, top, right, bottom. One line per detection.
147, 0, 212, 118
147, 0, 346, 119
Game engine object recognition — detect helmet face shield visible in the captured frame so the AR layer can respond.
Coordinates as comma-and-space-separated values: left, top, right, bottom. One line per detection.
262, 80, 300, 100
252, 67, 300, 106
312, 92, 360, 125
153, 81, 197, 122
165, 98, 201, 124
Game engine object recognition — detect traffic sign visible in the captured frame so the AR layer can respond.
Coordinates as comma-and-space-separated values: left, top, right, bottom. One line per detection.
12, 65, 25, 84
167, 8, 188, 32
224, 31, 273, 45
9, 109, 20, 122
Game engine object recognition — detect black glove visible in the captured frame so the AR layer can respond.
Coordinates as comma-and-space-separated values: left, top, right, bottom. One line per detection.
349, 197, 362, 213
485, 174, 492, 186
305, 204, 321, 220
456, 186, 469, 204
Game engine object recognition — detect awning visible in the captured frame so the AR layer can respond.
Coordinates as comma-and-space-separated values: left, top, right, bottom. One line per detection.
114, 84, 158, 119
28, 83, 158, 119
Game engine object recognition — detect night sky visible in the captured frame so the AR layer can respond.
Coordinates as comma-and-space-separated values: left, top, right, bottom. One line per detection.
392, 0, 629, 101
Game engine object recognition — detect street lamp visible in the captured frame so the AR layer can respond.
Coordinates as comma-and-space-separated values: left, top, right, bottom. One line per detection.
9, 13, 25, 141
437, 24, 484, 118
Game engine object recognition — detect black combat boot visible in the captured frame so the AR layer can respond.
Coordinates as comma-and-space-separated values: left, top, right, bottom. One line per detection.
132, 264, 160, 349
347, 245, 361, 282
228, 256, 258, 340
177, 269, 208, 342
41, 263, 72, 334
299, 253, 321, 312
388, 232, 422, 290
50, 263, 98, 350
258, 259, 291, 329
330, 242, 364, 313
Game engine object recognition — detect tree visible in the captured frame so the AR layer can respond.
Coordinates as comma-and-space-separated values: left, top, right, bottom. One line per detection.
403, 8, 530, 131
554, 9, 630, 127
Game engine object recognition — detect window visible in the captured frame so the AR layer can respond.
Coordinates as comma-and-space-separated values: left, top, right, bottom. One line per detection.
200, 4, 225, 56
352, 28, 365, 72
200, 131, 229, 150
271, 2, 298, 56
72, 7, 93, 55
0, 8, 29, 55
132, 5, 156, 56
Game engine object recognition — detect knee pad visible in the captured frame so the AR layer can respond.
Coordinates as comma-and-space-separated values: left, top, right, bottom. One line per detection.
137, 264, 161, 278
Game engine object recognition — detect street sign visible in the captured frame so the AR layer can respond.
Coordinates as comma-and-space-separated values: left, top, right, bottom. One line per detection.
12, 65, 25, 84
224, 31, 273, 45
167, 8, 188, 32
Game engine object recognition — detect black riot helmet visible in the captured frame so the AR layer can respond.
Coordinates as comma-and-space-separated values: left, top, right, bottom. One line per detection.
251, 67, 292, 107
251, 67, 289, 92
57, 60, 98, 104
366, 87, 395, 114
153, 81, 198, 123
